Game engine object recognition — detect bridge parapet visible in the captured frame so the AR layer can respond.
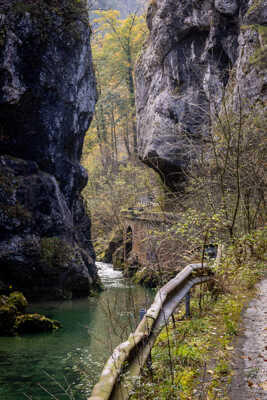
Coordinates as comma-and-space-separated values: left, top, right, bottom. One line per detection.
121, 208, 180, 269
121, 208, 179, 223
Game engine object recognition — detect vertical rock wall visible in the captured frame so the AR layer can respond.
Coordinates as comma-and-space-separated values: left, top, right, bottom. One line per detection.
0, 0, 98, 299
136, 0, 267, 191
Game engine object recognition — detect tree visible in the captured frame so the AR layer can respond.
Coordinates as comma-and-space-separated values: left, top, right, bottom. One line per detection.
82, 10, 159, 257
89, 10, 147, 158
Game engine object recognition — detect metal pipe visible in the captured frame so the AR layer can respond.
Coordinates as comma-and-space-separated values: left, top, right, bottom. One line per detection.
89, 267, 213, 400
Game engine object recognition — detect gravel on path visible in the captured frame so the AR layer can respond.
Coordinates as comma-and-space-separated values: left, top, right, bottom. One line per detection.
229, 278, 267, 400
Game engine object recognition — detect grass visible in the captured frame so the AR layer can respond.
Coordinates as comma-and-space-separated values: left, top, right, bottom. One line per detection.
130, 227, 266, 399
130, 292, 253, 400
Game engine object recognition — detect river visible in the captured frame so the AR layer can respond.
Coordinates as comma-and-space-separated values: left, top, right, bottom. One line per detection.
0, 263, 153, 400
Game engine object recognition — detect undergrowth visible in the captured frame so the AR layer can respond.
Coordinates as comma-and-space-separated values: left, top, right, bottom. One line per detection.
130, 227, 266, 400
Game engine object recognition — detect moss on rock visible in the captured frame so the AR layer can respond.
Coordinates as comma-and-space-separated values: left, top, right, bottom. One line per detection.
40, 237, 71, 269
0, 292, 61, 335
246, 0, 265, 18
133, 266, 161, 288
246, 24, 267, 69
103, 229, 123, 263
112, 245, 125, 269
15, 313, 61, 334
8, 291, 28, 313
8, 0, 89, 43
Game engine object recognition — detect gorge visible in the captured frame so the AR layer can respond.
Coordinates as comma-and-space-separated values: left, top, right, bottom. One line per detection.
0, 0, 266, 398
0, 0, 266, 299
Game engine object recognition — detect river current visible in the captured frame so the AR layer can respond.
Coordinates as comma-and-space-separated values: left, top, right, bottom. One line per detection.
0, 263, 152, 400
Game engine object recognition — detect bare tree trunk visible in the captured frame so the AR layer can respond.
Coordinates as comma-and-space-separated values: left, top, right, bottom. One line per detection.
123, 114, 131, 157
110, 106, 118, 167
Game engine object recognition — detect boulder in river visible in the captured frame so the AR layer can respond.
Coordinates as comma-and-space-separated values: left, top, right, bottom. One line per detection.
0, 291, 61, 336
15, 314, 61, 334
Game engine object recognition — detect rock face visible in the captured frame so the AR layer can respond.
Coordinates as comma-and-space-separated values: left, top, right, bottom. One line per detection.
0, 0, 98, 299
136, 0, 267, 191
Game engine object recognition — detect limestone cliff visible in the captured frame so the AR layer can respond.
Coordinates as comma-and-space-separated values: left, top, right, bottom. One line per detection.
0, 0, 98, 299
136, 0, 267, 191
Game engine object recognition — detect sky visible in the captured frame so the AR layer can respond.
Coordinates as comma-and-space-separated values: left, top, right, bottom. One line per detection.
92, 0, 146, 17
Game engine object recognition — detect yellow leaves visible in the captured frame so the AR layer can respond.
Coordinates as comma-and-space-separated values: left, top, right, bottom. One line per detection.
92, 10, 147, 65
93, 9, 120, 29
86, 9, 148, 161
260, 381, 267, 391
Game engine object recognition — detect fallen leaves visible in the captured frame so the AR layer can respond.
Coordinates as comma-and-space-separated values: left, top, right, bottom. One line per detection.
260, 381, 267, 391
240, 355, 252, 360
247, 380, 267, 391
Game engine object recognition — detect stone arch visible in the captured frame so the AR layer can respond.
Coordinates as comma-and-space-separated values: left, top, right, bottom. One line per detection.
125, 226, 133, 259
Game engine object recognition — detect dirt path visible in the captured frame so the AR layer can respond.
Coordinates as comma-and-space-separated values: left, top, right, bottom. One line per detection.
229, 279, 267, 400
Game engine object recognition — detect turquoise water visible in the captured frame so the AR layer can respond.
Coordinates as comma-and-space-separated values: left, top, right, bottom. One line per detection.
0, 263, 152, 400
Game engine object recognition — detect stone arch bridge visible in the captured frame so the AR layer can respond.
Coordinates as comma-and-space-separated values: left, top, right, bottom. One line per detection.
121, 208, 178, 268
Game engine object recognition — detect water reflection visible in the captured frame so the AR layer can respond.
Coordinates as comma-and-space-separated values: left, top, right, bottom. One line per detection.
0, 263, 152, 399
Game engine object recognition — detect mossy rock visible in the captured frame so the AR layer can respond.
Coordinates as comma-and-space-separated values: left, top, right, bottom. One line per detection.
15, 314, 61, 334
8, 291, 28, 313
133, 267, 161, 288
0, 292, 61, 335
0, 292, 28, 335
246, 0, 265, 18
8, 0, 89, 43
103, 229, 123, 263
112, 245, 125, 269
40, 237, 71, 269
0, 303, 17, 335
